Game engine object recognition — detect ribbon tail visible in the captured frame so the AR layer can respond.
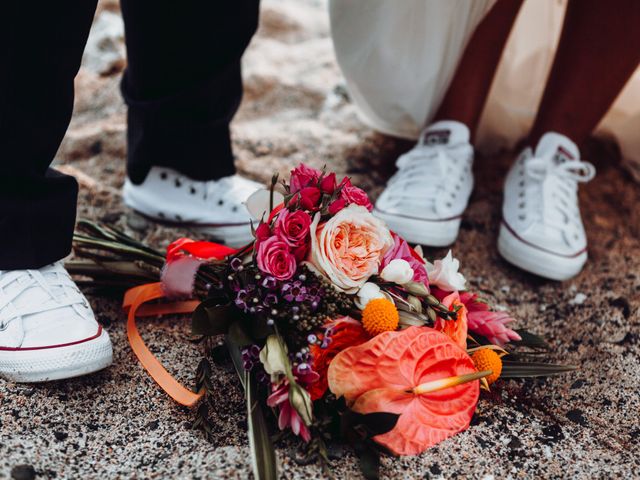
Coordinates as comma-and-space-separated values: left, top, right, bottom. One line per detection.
123, 282, 204, 407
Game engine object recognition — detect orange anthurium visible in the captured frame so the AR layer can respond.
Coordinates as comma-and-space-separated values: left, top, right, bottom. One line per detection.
434, 291, 468, 349
328, 326, 481, 456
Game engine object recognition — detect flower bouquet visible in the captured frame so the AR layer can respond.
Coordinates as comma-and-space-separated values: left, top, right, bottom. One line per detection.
68, 164, 575, 479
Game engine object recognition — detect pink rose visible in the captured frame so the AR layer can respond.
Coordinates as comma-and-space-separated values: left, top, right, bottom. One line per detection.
339, 178, 373, 211
275, 208, 312, 247
381, 233, 429, 286
319, 172, 337, 194
257, 236, 297, 281
298, 186, 322, 211
309, 204, 393, 293
327, 197, 346, 215
254, 222, 271, 244
290, 164, 321, 193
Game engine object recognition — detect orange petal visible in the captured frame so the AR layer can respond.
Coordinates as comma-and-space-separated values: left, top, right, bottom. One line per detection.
328, 326, 479, 455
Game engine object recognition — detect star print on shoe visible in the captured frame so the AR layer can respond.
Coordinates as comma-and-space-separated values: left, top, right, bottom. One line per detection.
123, 167, 264, 247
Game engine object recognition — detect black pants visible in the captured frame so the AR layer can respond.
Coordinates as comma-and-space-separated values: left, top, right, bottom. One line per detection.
0, 1, 259, 270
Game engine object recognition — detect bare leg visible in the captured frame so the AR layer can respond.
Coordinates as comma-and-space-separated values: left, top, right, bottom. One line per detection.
433, 0, 523, 140
528, 0, 640, 148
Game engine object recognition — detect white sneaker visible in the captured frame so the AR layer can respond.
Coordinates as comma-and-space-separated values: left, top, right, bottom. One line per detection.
499, 132, 596, 281
0, 262, 113, 382
374, 120, 474, 246
123, 167, 264, 247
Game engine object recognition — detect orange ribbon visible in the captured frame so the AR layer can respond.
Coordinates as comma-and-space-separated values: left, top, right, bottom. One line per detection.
121, 202, 285, 407
123, 282, 204, 406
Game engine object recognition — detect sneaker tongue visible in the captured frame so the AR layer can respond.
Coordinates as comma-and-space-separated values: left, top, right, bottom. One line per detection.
421, 120, 470, 146
534, 132, 580, 165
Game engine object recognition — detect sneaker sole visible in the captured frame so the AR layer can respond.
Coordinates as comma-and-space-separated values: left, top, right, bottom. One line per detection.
123, 183, 254, 248
0, 329, 113, 383
373, 209, 461, 247
497, 223, 587, 281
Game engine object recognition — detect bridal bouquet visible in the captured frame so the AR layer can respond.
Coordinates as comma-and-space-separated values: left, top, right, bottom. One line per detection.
69, 164, 574, 479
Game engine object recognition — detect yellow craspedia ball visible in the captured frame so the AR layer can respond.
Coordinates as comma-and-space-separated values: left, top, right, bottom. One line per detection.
362, 298, 399, 336
471, 349, 503, 385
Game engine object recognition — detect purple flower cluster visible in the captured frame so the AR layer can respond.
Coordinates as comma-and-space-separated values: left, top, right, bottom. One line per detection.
241, 344, 269, 384
230, 264, 323, 325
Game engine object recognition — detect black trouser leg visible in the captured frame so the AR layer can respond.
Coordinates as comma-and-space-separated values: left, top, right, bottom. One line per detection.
0, 1, 98, 270
121, 0, 260, 184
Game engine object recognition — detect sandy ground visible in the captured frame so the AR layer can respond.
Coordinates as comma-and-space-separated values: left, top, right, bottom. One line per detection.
2, 1, 639, 478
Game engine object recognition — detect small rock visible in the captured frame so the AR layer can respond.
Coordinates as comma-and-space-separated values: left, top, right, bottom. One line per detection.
11, 465, 36, 480
54, 431, 68, 442
126, 212, 149, 232
569, 293, 587, 305
566, 409, 588, 426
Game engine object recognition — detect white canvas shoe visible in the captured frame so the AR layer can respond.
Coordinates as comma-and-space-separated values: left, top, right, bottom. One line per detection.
0, 262, 113, 382
499, 132, 596, 281
123, 167, 264, 247
374, 120, 474, 246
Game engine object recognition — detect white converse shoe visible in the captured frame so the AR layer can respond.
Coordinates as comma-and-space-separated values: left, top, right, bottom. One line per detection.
123, 167, 264, 247
499, 132, 596, 281
0, 262, 113, 382
374, 121, 474, 246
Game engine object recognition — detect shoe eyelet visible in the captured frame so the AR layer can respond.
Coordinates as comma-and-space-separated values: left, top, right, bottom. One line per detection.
190, 187, 197, 195
174, 179, 182, 187
446, 202, 452, 208
519, 202, 525, 208
232, 206, 238, 213
518, 214, 526, 221
218, 199, 224, 206
160, 172, 168, 180
518, 180, 525, 187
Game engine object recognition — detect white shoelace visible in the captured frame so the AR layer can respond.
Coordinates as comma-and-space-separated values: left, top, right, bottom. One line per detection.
384, 142, 470, 210
524, 156, 595, 231
0, 267, 86, 330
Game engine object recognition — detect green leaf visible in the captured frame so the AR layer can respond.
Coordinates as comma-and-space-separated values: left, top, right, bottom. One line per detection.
511, 329, 551, 350
191, 299, 234, 336
357, 444, 381, 480
245, 370, 278, 480
225, 326, 277, 480
341, 410, 400, 438
501, 360, 577, 378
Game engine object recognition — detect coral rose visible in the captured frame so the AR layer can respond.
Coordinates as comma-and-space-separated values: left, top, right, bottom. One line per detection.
256, 236, 297, 281
308, 205, 393, 293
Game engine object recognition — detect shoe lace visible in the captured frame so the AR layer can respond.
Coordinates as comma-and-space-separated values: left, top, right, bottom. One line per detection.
524, 156, 595, 231
0, 267, 85, 330
385, 142, 469, 210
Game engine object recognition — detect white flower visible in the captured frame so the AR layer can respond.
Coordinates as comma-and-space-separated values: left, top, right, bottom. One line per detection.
380, 259, 414, 285
259, 335, 289, 382
355, 282, 389, 309
425, 250, 467, 291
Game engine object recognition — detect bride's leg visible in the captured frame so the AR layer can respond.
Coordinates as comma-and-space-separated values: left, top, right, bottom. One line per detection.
528, 0, 640, 147
433, 0, 523, 141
